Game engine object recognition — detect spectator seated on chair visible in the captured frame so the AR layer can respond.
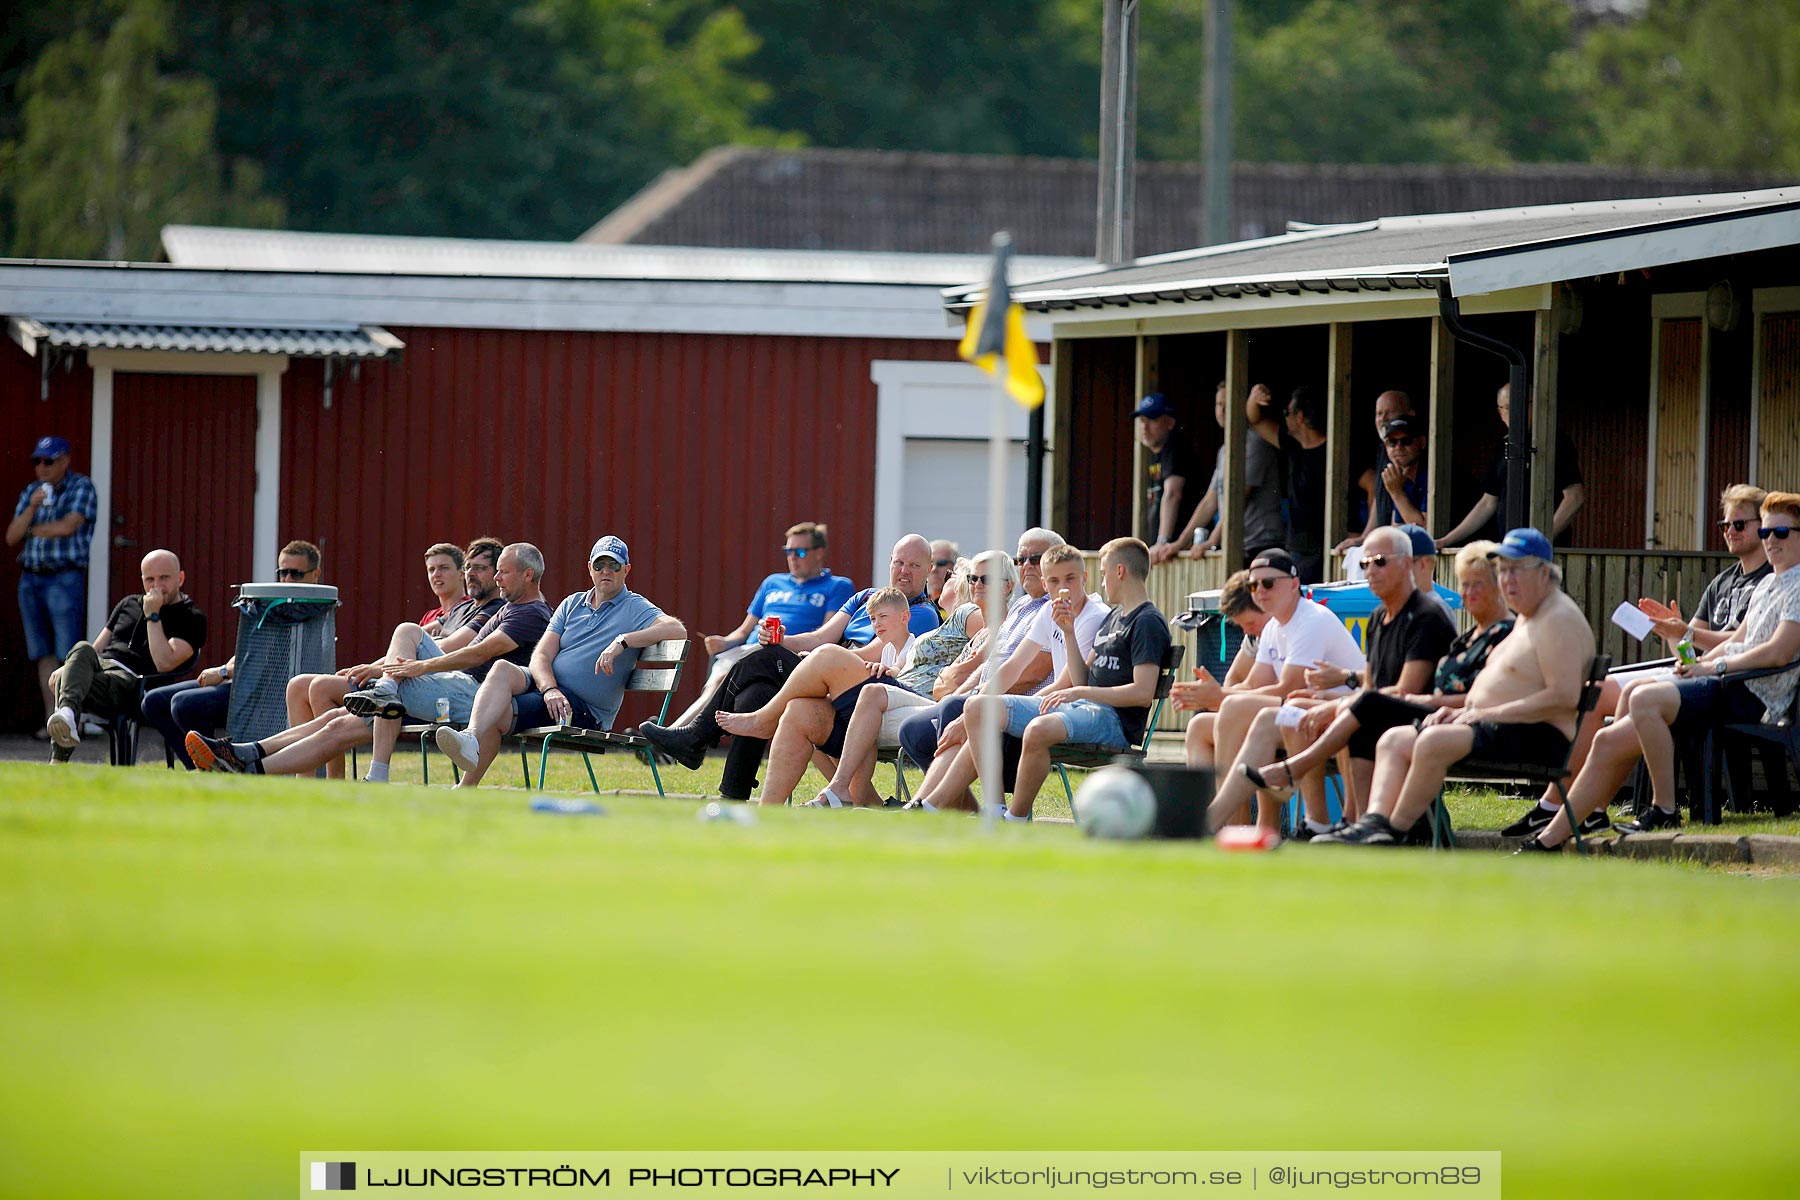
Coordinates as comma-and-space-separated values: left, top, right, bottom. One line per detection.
1210, 526, 1457, 836
1314, 527, 1595, 847
46, 548, 206, 763
437, 535, 685, 788
1523, 493, 1800, 850
187, 543, 551, 781
143, 539, 319, 769
760, 550, 1017, 807
636, 534, 940, 800
912, 537, 1172, 821
697, 520, 854, 691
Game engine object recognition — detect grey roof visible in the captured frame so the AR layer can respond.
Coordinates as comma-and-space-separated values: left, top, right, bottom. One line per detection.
943, 188, 1800, 311
581, 145, 1794, 258
5, 316, 403, 358
160, 225, 1084, 288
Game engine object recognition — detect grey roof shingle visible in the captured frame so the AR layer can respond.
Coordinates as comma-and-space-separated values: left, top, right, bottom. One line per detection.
581, 146, 1794, 259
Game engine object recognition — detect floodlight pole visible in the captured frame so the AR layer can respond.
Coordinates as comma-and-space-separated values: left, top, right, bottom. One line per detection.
1202, 1, 1234, 245
1096, 0, 1139, 265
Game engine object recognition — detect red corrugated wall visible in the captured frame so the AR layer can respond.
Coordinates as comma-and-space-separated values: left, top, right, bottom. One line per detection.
1063, 337, 1137, 549
0, 340, 96, 731
279, 328, 964, 724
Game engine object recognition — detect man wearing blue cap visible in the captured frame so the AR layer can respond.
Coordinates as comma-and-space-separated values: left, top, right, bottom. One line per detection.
437, 535, 687, 787
1133, 392, 1195, 549
6, 436, 100, 737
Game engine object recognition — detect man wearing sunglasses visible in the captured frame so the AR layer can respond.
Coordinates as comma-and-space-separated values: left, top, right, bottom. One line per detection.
7, 436, 100, 738
141, 540, 321, 769
702, 523, 854, 662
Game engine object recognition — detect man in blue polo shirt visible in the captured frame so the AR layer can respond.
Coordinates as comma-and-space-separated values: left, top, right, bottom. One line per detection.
6, 436, 100, 739
640, 532, 940, 799
437, 535, 687, 786
706, 522, 855, 657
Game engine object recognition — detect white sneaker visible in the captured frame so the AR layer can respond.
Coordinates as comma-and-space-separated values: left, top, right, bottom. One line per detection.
80, 716, 107, 737
46, 706, 80, 749
435, 724, 480, 773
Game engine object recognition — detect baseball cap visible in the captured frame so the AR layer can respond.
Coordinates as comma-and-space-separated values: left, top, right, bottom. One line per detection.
1249, 548, 1300, 578
1133, 392, 1174, 420
1396, 523, 1437, 558
32, 436, 70, 460
1489, 528, 1554, 562
1380, 417, 1422, 440
588, 535, 630, 566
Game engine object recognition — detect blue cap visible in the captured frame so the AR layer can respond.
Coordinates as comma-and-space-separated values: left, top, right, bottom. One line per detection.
32, 436, 69, 459
588, 535, 629, 566
1489, 527, 1554, 562
1396, 523, 1437, 557
1133, 392, 1173, 420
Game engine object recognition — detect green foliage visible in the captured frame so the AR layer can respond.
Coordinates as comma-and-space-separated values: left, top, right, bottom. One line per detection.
1562, 0, 1800, 175
0, 0, 282, 260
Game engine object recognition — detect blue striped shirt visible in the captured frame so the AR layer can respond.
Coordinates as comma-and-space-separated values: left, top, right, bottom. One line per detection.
14, 471, 98, 571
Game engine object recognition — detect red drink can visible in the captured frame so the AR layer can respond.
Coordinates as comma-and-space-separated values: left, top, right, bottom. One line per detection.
1214, 824, 1282, 852
761, 615, 784, 645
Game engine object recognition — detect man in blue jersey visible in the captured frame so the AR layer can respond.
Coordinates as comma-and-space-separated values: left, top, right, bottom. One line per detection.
640, 533, 940, 799
703, 520, 854, 661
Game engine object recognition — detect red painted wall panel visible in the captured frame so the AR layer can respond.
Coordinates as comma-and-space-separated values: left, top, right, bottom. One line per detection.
279, 329, 964, 724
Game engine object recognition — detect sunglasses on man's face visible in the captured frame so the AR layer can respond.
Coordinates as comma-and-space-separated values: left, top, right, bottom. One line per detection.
1720, 518, 1755, 533
275, 568, 309, 581
1014, 552, 1045, 567
1383, 435, 1416, 448
32, 457, 58, 466
782, 546, 811, 558
1249, 576, 1287, 590
592, 558, 624, 572
1760, 526, 1795, 541
933, 558, 955, 569
1362, 554, 1396, 569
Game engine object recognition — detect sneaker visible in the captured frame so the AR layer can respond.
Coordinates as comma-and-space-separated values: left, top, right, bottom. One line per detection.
343, 679, 407, 721
1616, 805, 1682, 835
186, 732, 249, 774
1499, 805, 1556, 839
46, 706, 80, 749
80, 715, 106, 737
1577, 809, 1612, 835
434, 725, 480, 773
1317, 813, 1399, 846
1513, 836, 1561, 855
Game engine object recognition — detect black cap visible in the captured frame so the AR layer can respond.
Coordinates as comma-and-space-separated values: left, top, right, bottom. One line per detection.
1249, 548, 1300, 577
1381, 416, 1423, 440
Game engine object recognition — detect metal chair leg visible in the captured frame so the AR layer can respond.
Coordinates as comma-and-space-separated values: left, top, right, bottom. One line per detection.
1560, 780, 1585, 854
583, 753, 600, 794
1055, 763, 1075, 808
519, 743, 532, 790
539, 739, 553, 789
645, 749, 664, 797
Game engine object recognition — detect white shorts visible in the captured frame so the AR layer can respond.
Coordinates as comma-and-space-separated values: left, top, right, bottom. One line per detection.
876, 684, 935, 744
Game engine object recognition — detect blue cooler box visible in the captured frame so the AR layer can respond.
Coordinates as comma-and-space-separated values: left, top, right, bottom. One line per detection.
1304, 580, 1462, 651
1180, 579, 1463, 675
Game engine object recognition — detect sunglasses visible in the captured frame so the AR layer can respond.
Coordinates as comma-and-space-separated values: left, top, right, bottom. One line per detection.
933, 558, 955, 568
275, 567, 310, 581
966, 574, 994, 585
1759, 526, 1795, 541
782, 546, 811, 558
1014, 552, 1045, 567
32, 457, 58, 466
1362, 554, 1395, 569
1720, 518, 1755, 532
1383, 436, 1416, 448
591, 558, 624, 572
1250, 576, 1287, 590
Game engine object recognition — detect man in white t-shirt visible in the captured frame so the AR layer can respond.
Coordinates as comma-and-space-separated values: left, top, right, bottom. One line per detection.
1182, 548, 1364, 820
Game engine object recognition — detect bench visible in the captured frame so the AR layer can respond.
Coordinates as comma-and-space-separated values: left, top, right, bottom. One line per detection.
1046, 644, 1186, 807
1700, 664, 1800, 824
512, 639, 691, 796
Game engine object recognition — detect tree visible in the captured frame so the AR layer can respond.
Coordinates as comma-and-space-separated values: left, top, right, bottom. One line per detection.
1563, 0, 1800, 175
1, 0, 281, 260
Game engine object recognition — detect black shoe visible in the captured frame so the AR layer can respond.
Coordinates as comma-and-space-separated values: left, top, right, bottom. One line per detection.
342, 686, 407, 721
1616, 805, 1682, 835
1577, 809, 1612, 835
1500, 805, 1555, 839
637, 720, 709, 771
1513, 836, 1561, 855
1316, 814, 1399, 846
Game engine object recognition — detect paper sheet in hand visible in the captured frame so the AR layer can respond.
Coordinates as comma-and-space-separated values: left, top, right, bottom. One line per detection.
1611, 601, 1656, 641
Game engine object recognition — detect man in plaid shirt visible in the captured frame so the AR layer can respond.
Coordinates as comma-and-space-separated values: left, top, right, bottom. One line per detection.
6, 436, 99, 738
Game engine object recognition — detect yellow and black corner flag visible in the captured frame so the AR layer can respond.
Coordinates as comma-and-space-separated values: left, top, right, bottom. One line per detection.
958, 232, 1045, 409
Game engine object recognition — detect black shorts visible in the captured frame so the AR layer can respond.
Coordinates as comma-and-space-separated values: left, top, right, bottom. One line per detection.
821, 677, 879, 758
1344, 692, 1434, 760
1462, 720, 1571, 769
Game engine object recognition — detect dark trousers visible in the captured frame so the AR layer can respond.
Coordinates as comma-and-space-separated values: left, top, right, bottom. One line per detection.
142, 679, 232, 769
896, 693, 1024, 791
715, 645, 805, 800
52, 641, 140, 720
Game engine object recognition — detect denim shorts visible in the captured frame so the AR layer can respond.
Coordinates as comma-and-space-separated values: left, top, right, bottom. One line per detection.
19, 568, 85, 660
511, 687, 602, 733
1670, 676, 1764, 736
997, 695, 1128, 748
389, 631, 482, 722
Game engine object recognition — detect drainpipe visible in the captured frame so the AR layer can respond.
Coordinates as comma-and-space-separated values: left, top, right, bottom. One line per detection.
1437, 282, 1530, 534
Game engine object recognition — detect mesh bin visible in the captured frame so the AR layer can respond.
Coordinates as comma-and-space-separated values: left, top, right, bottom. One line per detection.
226, 583, 338, 742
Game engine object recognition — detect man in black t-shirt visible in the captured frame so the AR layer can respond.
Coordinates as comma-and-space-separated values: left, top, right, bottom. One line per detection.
1135, 392, 1197, 549
47, 548, 207, 761
1440, 383, 1586, 547
919, 537, 1172, 820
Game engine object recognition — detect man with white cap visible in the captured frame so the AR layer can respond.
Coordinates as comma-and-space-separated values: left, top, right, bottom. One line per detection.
6, 436, 100, 737
438, 536, 685, 788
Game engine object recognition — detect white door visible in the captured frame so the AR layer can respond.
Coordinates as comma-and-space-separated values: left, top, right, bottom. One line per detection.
900, 438, 1029, 558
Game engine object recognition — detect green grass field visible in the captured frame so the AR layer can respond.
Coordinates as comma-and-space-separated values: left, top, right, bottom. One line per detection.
5, 763, 1798, 1199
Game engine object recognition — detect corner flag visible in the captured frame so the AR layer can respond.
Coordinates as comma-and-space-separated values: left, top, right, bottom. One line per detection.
958, 233, 1045, 409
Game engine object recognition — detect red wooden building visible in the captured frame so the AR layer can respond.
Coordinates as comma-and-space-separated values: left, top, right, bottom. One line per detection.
0, 231, 1075, 732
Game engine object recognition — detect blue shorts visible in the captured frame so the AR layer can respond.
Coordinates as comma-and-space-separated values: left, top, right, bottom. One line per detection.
1671, 676, 1764, 736
388, 631, 482, 723
19, 568, 85, 661
510, 687, 603, 732
996, 695, 1128, 749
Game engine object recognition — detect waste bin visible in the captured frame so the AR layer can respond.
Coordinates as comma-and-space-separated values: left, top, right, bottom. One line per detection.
226, 582, 338, 742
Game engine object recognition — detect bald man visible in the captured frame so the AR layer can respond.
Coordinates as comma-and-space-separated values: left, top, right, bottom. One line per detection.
640, 533, 942, 799
46, 548, 208, 761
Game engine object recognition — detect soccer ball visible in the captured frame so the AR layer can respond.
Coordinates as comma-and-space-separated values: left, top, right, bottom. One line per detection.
1073, 766, 1157, 840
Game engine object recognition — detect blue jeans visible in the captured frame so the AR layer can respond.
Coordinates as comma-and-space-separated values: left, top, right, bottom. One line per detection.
19, 568, 85, 661
142, 679, 232, 769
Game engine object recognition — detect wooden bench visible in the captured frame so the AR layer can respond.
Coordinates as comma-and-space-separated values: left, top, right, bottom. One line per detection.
513, 639, 690, 796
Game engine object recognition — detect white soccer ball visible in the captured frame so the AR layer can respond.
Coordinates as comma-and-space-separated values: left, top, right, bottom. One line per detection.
1073, 766, 1157, 840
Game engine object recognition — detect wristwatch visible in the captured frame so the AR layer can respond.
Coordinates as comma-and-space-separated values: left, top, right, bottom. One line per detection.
1715, 658, 1728, 677
145, 611, 161, 624
1345, 670, 1361, 689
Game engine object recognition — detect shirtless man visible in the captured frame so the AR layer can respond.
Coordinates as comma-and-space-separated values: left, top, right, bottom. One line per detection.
1317, 527, 1595, 846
